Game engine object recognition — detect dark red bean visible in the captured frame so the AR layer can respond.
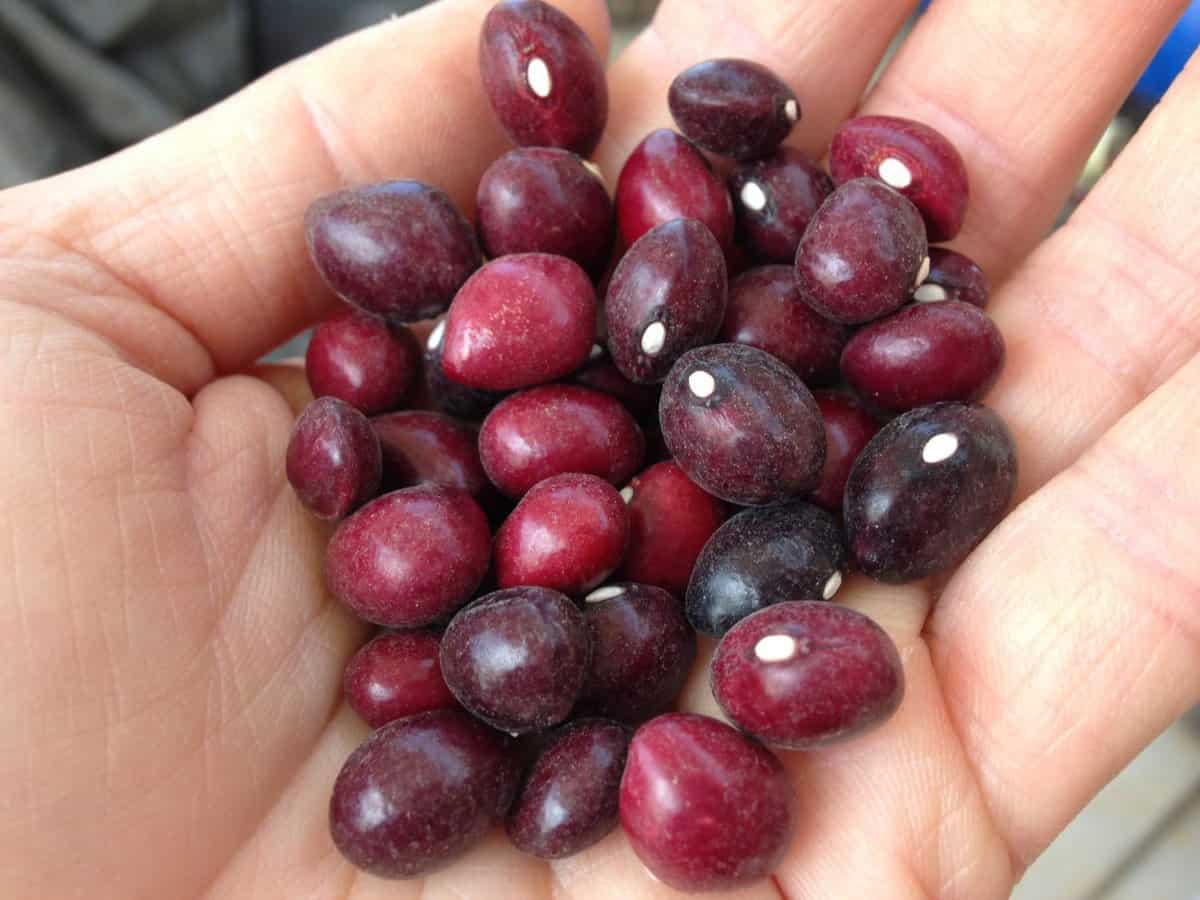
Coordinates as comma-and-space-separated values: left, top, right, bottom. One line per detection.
325, 486, 491, 627
842, 301, 1005, 412
659, 343, 825, 505
578, 582, 696, 723
476, 147, 614, 276
306, 182, 480, 322
306, 312, 421, 415
720, 265, 851, 383
440, 586, 590, 733
915, 247, 989, 307
729, 147, 833, 263
343, 631, 459, 729
619, 461, 727, 596
571, 354, 661, 422
423, 320, 506, 420
794, 178, 929, 324
711, 601, 904, 748
845, 402, 1017, 582
810, 391, 880, 512
371, 410, 486, 497
495, 473, 628, 595
329, 709, 519, 878
478, 0, 608, 157
286, 397, 381, 520
830, 115, 969, 242
619, 713, 795, 892
442, 253, 596, 391
605, 218, 728, 384
479, 385, 644, 497
668, 58, 799, 160
685, 502, 846, 637
506, 719, 630, 859
615, 129, 734, 251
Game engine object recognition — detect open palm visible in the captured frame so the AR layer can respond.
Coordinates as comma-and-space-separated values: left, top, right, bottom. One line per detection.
3, 1, 1198, 897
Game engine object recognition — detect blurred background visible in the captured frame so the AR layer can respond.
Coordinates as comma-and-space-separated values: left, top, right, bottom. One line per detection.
2, 1, 1198, 896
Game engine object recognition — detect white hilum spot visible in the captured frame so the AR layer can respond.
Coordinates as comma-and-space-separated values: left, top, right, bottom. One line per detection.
581, 159, 604, 182
878, 156, 913, 189
755, 634, 797, 663
822, 570, 843, 600
526, 57, 552, 98
688, 369, 716, 398
914, 283, 949, 303
915, 255, 931, 288
739, 180, 768, 212
619, 486, 634, 503
589, 343, 604, 360
641, 321, 666, 355
585, 585, 626, 603
922, 432, 960, 464
427, 319, 446, 350
784, 99, 799, 123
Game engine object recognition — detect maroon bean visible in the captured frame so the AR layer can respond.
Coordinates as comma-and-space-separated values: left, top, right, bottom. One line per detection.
810, 391, 880, 512
729, 147, 833, 263
371, 410, 487, 497
306, 312, 421, 415
286, 397, 381, 520
440, 586, 590, 733
915, 247, 989, 307
506, 719, 630, 859
619, 461, 727, 596
329, 709, 519, 878
479, 384, 644, 497
578, 582, 696, 723
476, 147, 614, 276
605, 218, 728, 384
325, 486, 491, 627
711, 601, 904, 748
571, 354, 661, 422
794, 178, 928, 324
844, 402, 1017, 582
619, 713, 796, 892
478, 0, 608, 157
830, 115, 969, 242
442, 253, 597, 391
423, 319, 506, 420
841, 300, 1005, 411
495, 473, 628, 595
305, 181, 480, 322
659, 343, 825, 505
720, 265, 851, 383
343, 631, 459, 729
615, 129, 734, 250
668, 58, 799, 160
685, 502, 846, 636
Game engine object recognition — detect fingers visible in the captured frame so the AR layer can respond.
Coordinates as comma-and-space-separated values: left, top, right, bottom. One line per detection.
861, 0, 1188, 278
596, 0, 917, 174
929, 351, 1200, 866
986, 52, 1200, 499
0, 0, 610, 392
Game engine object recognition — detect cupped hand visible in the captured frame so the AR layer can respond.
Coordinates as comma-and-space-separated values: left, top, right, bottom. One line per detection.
2, 1, 1198, 897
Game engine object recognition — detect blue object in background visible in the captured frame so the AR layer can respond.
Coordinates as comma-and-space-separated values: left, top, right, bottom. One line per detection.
916, 0, 1200, 104
1133, 2, 1200, 102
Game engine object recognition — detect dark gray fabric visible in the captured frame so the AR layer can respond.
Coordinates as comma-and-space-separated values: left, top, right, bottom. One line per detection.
0, 0, 423, 189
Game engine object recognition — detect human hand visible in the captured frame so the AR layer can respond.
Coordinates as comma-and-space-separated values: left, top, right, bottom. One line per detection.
2, 0, 1198, 897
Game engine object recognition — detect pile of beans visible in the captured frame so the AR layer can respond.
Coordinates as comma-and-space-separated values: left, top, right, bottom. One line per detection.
285, 0, 1017, 891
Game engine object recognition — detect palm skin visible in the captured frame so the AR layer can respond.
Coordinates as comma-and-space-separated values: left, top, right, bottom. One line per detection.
2, 1, 1199, 898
